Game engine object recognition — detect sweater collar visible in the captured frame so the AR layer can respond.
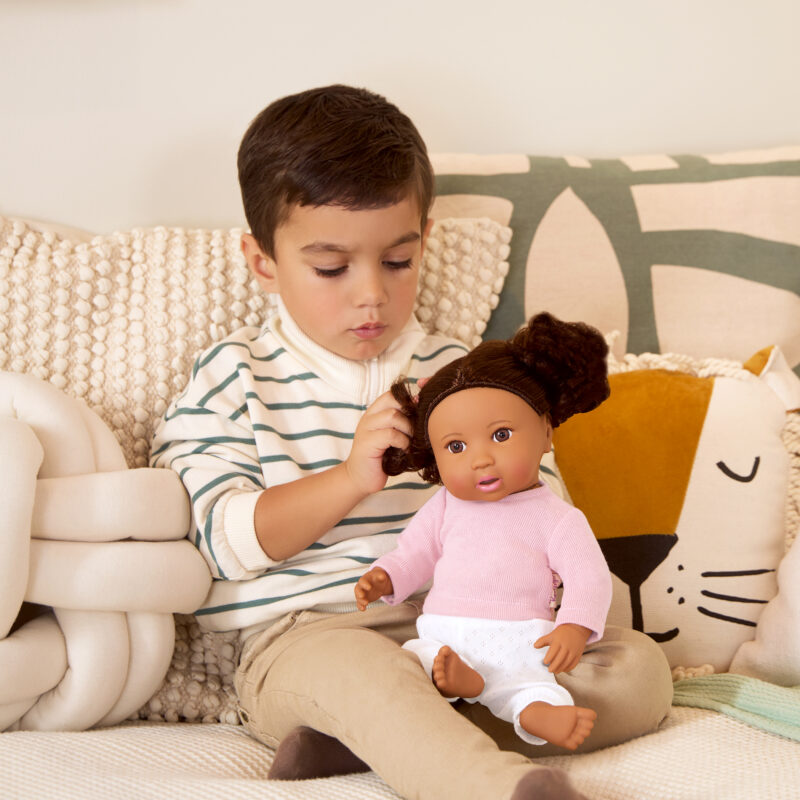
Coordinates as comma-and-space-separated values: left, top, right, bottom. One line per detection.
268, 296, 427, 406
446, 481, 550, 506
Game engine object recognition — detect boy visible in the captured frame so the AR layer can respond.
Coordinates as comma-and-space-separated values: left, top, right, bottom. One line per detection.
151, 85, 672, 800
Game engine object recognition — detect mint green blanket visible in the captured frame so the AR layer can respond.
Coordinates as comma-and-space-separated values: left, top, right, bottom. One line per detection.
672, 674, 800, 742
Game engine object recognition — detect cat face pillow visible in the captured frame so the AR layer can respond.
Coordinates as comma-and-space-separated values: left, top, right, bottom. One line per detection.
551, 346, 800, 671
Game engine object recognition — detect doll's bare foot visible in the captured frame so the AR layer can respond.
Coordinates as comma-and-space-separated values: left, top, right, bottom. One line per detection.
518, 702, 596, 750
511, 766, 587, 800
432, 645, 485, 698
268, 726, 369, 780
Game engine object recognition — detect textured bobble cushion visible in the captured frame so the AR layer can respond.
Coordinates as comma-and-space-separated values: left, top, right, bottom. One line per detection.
0, 215, 510, 468
432, 146, 800, 376
0, 213, 510, 725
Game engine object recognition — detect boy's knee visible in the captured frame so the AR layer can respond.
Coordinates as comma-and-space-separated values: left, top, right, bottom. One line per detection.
587, 626, 673, 728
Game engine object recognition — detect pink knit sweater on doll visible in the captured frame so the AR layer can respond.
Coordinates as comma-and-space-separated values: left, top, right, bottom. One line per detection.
374, 482, 612, 642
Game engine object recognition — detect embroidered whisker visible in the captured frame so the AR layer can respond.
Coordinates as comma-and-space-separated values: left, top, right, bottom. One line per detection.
701, 569, 775, 578
697, 607, 757, 626
700, 590, 768, 604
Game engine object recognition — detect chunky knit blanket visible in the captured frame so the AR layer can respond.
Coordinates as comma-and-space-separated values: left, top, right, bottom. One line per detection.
673, 673, 800, 742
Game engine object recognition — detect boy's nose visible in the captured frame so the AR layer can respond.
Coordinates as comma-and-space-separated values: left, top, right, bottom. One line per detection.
355, 266, 388, 306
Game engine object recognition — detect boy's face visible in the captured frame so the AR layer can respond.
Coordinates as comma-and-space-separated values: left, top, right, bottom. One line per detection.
243, 196, 427, 361
427, 388, 553, 502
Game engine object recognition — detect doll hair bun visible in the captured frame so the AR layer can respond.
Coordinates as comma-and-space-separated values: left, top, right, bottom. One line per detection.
383, 312, 609, 483
507, 311, 610, 427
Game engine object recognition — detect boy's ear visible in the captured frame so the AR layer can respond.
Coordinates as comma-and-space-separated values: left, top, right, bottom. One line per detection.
241, 233, 279, 293
421, 218, 434, 252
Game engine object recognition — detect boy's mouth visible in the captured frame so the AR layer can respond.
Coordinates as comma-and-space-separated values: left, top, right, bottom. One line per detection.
352, 322, 386, 340
476, 477, 502, 492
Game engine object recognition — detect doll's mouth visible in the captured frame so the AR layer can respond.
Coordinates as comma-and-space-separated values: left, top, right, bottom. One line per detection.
476, 477, 501, 492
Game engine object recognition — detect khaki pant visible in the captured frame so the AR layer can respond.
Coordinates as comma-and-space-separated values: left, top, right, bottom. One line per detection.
235, 602, 673, 800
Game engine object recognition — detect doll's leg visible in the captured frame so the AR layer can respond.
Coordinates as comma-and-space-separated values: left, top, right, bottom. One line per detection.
403, 620, 485, 700
459, 625, 673, 757
432, 645, 486, 699
516, 703, 596, 751
482, 675, 596, 750
470, 619, 594, 750
235, 604, 588, 800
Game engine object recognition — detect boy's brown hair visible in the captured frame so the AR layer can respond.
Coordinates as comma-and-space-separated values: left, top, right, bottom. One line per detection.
238, 84, 434, 257
382, 312, 611, 484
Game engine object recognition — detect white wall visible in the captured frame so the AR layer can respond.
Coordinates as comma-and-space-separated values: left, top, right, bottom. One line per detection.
2, 0, 798, 233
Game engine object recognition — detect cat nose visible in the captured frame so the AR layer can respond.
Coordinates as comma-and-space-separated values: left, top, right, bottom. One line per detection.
600, 533, 678, 587
598, 533, 679, 641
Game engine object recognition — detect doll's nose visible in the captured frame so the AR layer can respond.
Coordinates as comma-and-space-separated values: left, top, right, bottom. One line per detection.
471, 449, 494, 469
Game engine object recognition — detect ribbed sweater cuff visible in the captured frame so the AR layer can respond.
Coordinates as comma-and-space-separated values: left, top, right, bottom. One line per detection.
224, 491, 277, 572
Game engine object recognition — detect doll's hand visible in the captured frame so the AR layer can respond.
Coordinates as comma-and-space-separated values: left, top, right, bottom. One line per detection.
345, 390, 412, 495
534, 623, 592, 674
354, 567, 394, 611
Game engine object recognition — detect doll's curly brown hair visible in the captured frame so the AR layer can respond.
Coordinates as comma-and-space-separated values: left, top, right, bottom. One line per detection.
383, 312, 610, 484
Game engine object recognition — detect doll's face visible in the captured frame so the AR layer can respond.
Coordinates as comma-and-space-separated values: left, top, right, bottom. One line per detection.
427, 387, 553, 502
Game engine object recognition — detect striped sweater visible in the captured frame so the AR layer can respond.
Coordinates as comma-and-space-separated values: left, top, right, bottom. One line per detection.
150, 298, 468, 633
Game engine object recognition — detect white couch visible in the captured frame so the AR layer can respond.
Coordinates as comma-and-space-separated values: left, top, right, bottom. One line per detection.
1, 145, 799, 799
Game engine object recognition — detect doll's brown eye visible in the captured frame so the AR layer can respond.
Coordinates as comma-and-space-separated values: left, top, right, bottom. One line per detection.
492, 428, 512, 442
447, 441, 465, 454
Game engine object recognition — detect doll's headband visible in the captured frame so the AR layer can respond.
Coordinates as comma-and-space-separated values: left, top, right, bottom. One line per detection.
422, 377, 550, 434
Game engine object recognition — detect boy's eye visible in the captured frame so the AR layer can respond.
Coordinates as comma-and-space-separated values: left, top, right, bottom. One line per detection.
446, 440, 466, 454
384, 259, 413, 271
314, 266, 347, 278
492, 428, 512, 442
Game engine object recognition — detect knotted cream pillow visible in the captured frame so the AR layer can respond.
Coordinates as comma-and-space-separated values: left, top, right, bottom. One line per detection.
0, 371, 211, 731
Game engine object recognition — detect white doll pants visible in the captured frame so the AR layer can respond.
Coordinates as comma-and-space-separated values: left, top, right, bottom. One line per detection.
403, 614, 574, 745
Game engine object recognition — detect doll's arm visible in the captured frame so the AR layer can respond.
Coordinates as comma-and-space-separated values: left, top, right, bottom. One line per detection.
355, 567, 394, 611
356, 488, 447, 609
548, 509, 613, 642
534, 623, 592, 674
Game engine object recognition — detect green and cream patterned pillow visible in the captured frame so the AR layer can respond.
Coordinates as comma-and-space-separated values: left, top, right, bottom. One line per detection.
432, 146, 800, 376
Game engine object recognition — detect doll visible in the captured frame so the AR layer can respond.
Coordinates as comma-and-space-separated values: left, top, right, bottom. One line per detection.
354, 312, 613, 751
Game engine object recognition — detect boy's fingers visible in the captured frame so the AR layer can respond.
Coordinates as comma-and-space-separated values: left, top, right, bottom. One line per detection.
365, 407, 412, 435
385, 429, 411, 452
357, 412, 411, 447
366, 390, 402, 414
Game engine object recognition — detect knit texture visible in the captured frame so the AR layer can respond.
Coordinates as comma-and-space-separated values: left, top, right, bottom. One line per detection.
0, 214, 510, 725
672, 673, 800, 742
0, 215, 510, 468
135, 614, 241, 726
2, 707, 799, 799
376, 485, 611, 638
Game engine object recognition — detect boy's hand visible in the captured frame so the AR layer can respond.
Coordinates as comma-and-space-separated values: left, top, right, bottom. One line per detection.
534, 623, 592, 674
355, 567, 394, 610
345, 390, 412, 495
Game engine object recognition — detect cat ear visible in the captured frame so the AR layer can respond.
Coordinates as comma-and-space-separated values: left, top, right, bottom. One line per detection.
743, 345, 800, 412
